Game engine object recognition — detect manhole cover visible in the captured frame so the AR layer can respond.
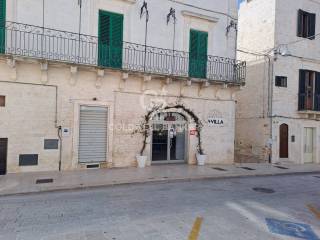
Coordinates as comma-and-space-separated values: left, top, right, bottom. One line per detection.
36, 178, 53, 184
274, 166, 289, 170
240, 167, 256, 171
252, 187, 275, 193
212, 167, 227, 171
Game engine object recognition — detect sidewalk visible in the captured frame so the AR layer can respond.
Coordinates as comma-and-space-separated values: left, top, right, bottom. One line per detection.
0, 163, 319, 196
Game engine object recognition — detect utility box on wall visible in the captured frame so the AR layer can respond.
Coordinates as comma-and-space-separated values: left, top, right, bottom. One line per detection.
44, 139, 59, 150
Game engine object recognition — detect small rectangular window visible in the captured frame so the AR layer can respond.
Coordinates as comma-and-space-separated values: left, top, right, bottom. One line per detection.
0, 96, 5, 107
297, 9, 316, 39
19, 154, 38, 166
275, 76, 287, 87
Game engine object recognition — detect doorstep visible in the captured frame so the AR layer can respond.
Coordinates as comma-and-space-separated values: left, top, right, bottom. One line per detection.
0, 163, 319, 196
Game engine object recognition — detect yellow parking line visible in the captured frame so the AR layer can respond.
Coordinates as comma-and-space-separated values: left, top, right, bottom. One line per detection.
307, 204, 320, 220
188, 217, 203, 240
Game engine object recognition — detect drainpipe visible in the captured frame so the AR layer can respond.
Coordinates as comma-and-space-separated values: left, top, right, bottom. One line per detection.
54, 81, 63, 171
265, 55, 274, 164
58, 126, 62, 171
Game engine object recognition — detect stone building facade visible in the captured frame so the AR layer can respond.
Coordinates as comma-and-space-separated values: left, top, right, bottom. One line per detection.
236, 0, 320, 165
0, 0, 245, 174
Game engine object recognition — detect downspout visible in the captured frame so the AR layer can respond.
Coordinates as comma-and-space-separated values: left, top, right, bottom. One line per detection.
57, 126, 62, 171
55, 86, 62, 171
265, 55, 274, 164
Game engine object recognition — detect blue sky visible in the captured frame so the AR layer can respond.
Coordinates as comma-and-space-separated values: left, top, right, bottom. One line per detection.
238, 0, 244, 7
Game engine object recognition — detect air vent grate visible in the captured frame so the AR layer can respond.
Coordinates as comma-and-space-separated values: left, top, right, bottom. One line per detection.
253, 187, 275, 194
212, 167, 227, 171
239, 167, 255, 171
86, 164, 100, 169
274, 166, 289, 170
36, 178, 53, 184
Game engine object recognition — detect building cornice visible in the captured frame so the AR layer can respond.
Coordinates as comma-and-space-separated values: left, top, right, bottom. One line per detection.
116, 0, 136, 4
181, 11, 219, 23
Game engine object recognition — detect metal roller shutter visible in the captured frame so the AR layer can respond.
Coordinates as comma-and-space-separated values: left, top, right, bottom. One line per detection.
79, 106, 108, 163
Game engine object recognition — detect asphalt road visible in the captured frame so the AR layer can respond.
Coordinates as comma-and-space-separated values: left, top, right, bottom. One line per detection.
0, 174, 320, 240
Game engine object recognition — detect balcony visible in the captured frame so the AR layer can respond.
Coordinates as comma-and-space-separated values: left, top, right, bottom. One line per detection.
298, 93, 320, 118
0, 22, 246, 84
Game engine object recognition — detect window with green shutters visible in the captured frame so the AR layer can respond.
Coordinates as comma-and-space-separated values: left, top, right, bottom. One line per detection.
189, 29, 208, 79
98, 10, 123, 68
0, 0, 5, 54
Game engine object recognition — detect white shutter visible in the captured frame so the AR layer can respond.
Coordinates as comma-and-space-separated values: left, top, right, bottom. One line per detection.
78, 106, 108, 163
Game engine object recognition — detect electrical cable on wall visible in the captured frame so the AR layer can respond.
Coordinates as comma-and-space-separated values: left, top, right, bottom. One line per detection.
169, 0, 238, 20
78, 0, 83, 63
140, 1, 149, 72
167, 7, 177, 75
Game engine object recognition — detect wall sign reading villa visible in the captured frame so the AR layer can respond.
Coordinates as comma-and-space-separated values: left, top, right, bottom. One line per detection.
207, 110, 225, 127
208, 117, 224, 126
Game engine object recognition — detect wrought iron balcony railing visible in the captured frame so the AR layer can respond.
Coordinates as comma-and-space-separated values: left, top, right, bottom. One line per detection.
0, 22, 246, 83
298, 93, 320, 112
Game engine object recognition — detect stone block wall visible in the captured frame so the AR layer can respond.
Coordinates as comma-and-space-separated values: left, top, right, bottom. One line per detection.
0, 57, 238, 173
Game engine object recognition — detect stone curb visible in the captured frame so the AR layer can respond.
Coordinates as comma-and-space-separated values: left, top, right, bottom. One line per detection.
0, 170, 319, 197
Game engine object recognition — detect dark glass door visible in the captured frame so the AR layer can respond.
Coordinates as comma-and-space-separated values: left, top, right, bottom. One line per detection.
152, 123, 186, 163
152, 124, 168, 161
169, 124, 186, 161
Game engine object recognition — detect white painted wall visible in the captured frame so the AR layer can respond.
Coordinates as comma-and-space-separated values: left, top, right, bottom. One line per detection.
237, 0, 276, 60
6, 0, 238, 59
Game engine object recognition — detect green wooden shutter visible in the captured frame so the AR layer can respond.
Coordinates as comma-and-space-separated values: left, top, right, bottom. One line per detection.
0, 0, 5, 54
315, 72, 320, 111
98, 10, 123, 68
308, 13, 316, 39
98, 11, 111, 67
189, 30, 208, 79
189, 30, 198, 78
110, 13, 123, 68
197, 31, 208, 78
297, 10, 303, 37
299, 70, 306, 110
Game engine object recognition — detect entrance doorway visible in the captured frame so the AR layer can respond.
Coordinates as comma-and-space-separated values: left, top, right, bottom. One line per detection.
279, 124, 289, 158
78, 106, 108, 164
304, 128, 315, 163
0, 138, 8, 175
151, 112, 187, 164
